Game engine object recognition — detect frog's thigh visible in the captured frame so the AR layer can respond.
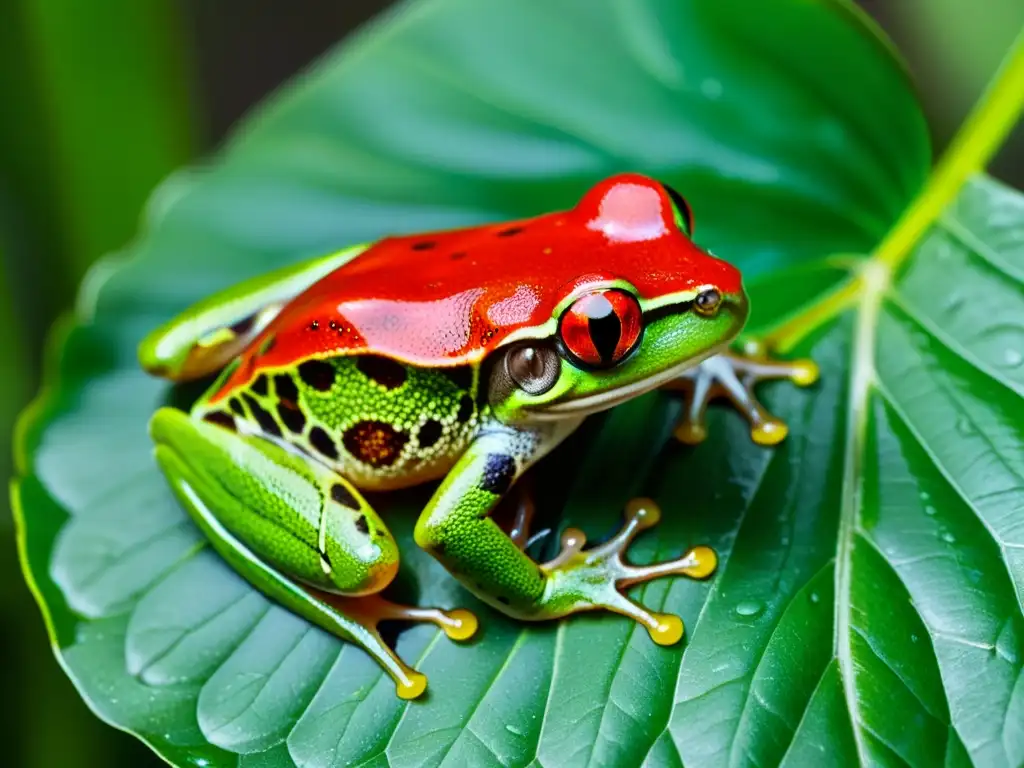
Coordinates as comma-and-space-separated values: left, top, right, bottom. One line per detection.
151, 407, 476, 699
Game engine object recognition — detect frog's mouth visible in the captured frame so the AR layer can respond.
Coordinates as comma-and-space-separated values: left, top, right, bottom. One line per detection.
533, 343, 728, 419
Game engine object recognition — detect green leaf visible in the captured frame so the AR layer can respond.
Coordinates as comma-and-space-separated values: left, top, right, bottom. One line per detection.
13, 1, 1024, 766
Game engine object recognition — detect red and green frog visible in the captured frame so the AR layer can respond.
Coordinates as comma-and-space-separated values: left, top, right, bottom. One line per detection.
140, 174, 817, 699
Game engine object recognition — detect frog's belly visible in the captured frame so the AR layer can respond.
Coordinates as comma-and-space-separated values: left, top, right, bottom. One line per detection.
334, 447, 462, 492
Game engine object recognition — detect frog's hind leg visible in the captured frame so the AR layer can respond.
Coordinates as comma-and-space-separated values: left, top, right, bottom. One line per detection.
150, 406, 476, 699
140, 244, 366, 381
663, 340, 819, 446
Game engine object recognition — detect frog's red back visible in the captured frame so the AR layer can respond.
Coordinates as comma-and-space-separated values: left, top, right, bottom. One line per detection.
211, 173, 741, 403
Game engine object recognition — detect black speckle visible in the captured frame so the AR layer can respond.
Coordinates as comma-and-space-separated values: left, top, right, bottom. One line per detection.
355, 515, 370, 535
418, 419, 443, 448
273, 374, 299, 404
251, 374, 269, 396
202, 411, 236, 432
298, 359, 336, 391
309, 427, 338, 459
497, 226, 524, 237
243, 394, 282, 437
229, 398, 246, 417
435, 541, 447, 556
342, 421, 408, 467
497, 596, 511, 605
309, 320, 320, 331
230, 315, 255, 335
277, 402, 306, 433
481, 453, 516, 496
442, 366, 473, 392
450, 251, 467, 261
411, 240, 436, 251
357, 355, 407, 390
457, 394, 474, 423
331, 483, 360, 509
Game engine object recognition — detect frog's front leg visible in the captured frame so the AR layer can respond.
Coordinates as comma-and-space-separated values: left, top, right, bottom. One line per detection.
414, 427, 716, 644
664, 341, 819, 446
150, 407, 476, 699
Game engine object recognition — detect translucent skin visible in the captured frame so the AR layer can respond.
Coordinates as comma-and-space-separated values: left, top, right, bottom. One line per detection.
141, 173, 817, 698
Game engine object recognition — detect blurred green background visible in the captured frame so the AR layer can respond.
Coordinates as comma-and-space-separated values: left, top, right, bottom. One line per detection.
1, 1, 1022, 765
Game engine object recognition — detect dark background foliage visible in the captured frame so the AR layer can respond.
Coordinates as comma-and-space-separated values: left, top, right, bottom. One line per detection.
1, 1, 1022, 765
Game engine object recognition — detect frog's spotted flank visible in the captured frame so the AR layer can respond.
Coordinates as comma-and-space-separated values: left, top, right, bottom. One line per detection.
457, 395, 474, 423
481, 454, 516, 495
273, 374, 298, 403
243, 394, 282, 437
357, 355, 407, 390
299, 359, 336, 391
277, 402, 305, 433
417, 419, 443, 448
330, 483, 360, 510
309, 426, 338, 459
202, 411, 236, 432
343, 420, 408, 468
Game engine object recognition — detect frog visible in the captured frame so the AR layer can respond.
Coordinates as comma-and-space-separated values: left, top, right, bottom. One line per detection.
140, 173, 817, 699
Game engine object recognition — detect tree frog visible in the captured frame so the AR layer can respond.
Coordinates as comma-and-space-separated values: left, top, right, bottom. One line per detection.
141, 174, 817, 699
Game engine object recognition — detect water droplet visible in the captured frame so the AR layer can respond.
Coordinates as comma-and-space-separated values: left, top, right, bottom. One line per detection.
884, 546, 896, 556
735, 600, 764, 618
956, 415, 973, 435
944, 293, 963, 311
1003, 349, 1023, 368
940, 531, 956, 544
809, 592, 820, 604
911, 634, 919, 643
781, 536, 791, 546
924, 505, 937, 516
505, 724, 523, 736
701, 78, 723, 99
919, 490, 930, 502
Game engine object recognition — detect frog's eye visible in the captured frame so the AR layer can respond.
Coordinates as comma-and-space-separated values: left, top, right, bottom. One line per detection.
506, 345, 561, 395
660, 182, 694, 237
559, 289, 643, 368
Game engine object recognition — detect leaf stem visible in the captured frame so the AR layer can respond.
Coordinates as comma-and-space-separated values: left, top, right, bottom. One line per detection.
876, 25, 1024, 270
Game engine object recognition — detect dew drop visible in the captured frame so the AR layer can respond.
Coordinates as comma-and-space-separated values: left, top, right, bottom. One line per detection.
781, 536, 791, 546
944, 293, 963, 311
940, 530, 956, 544
924, 505, 937, 517
956, 415, 973, 435
1003, 348, 1023, 368
809, 592, 820, 604
919, 490, 930, 502
505, 724, 524, 736
911, 634, 919, 643
735, 600, 764, 618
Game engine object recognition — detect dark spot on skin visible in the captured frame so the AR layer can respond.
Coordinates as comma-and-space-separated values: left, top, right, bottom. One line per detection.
258, 335, 276, 355
355, 515, 370, 535
357, 355, 407, 390
251, 374, 269, 396
273, 374, 299, 404
411, 240, 436, 251
497, 596, 511, 605
329, 320, 339, 331
442, 366, 473, 392
481, 453, 516, 496
418, 419, 443, 449
309, 427, 338, 460
230, 315, 255, 335
277, 402, 306, 434
298, 359, 336, 391
342, 420, 408, 468
229, 398, 245, 417
435, 541, 447, 556
203, 411, 236, 432
497, 226, 524, 237
243, 394, 282, 437
309, 320, 320, 331
457, 394, 474, 423
450, 251, 467, 261
331, 483, 360, 509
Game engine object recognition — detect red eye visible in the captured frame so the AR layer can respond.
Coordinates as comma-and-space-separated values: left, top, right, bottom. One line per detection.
559, 289, 643, 368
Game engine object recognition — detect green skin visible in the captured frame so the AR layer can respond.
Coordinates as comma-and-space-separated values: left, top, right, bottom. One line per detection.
141, 233, 815, 697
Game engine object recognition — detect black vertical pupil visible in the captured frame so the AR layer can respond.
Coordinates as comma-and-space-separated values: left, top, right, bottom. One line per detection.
587, 297, 622, 363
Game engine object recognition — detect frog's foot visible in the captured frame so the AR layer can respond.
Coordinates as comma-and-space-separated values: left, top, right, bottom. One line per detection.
537, 498, 716, 645
664, 341, 818, 446
313, 590, 478, 699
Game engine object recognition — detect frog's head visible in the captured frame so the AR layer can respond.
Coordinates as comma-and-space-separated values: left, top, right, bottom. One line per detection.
487, 174, 747, 422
